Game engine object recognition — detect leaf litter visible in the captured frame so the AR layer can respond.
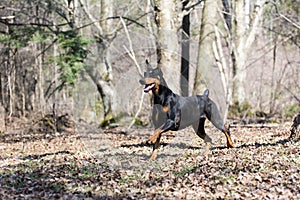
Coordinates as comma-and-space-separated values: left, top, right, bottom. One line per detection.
0, 120, 299, 199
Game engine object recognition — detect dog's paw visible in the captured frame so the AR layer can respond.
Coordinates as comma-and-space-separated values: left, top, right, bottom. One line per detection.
148, 136, 157, 144
149, 150, 158, 161
227, 141, 234, 148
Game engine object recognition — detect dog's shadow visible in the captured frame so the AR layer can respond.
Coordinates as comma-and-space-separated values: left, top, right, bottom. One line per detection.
120, 137, 299, 152
211, 137, 299, 151
120, 141, 173, 148
236, 137, 299, 149
94, 137, 299, 171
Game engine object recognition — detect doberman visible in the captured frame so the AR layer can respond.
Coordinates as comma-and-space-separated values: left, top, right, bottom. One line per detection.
290, 113, 300, 139
139, 60, 234, 160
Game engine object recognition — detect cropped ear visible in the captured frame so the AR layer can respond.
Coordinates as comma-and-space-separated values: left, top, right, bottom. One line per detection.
145, 59, 153, 69
156, 65, 163, 73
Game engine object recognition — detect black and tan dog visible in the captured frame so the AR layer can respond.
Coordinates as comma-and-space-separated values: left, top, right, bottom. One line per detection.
139, 60, 234, 160
290, 112, 300, 139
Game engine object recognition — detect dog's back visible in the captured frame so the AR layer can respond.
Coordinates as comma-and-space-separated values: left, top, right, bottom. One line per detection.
151, 89, 218, 130
178, 95, 205, 129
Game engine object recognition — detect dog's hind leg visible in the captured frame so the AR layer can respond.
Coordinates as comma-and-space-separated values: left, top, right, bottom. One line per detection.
192, 117, 212, 155
205, 101, 234, 148
193, 117, 212, 143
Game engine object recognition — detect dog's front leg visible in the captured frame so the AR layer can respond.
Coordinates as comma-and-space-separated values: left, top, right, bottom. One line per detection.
149, 135, 161, 160
148, 119, 176, 160
148, 128, 164, 144
148, 119, 176, 144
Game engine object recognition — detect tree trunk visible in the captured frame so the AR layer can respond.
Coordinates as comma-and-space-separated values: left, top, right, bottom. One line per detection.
232, 0, 266, 104
80, 0, 116, 126
154, 0, 180, 93
85, 47, 115, 127
180, 0, 190, 97
232, 0, 247, 104
194, 0, 230, 119
0, 104, 5, 131
194, 0, 220, 94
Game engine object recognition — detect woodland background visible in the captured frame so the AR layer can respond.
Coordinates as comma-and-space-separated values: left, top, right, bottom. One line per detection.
0, 1, 300, 199
0, 0, 299, 127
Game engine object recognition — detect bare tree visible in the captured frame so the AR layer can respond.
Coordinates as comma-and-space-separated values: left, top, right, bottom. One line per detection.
193, 0, 230, 118
0, 0, 89, 118
231, 0, 266, 104
154, 0, 180, 93
180, 0, 190, 97
79, 0, 116, 126
0, 0, 298, 126
194, 0, 221, 94
0, 1, 46, 117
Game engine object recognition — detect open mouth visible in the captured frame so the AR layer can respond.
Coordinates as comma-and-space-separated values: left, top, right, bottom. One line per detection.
143, 83, 155, 93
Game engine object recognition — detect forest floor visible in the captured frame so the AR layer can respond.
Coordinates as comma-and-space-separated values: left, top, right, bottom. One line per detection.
0, 119, 299, 199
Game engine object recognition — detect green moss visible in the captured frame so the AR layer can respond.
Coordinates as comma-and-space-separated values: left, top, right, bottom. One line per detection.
134, 118, 144, 126
228, 101, 253, 118
99, 112, 116, 127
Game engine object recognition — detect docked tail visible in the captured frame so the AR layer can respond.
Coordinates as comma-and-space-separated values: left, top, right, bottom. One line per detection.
202, 89, 209, 101
203, 89, 209, 97
203, 89, 224, 129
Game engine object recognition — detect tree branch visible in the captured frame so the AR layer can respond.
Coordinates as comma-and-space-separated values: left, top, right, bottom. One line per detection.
120, 17, 143, 76
181, 0, 204, 16
78, 0, 103, 34
106, 15, 147, 29
119, 17, 144, 129
284, 86, 300, 104
278, 13, 300, 30
184, 0, 203, 11
245, 0, 266, 49
271, 1, 300, 30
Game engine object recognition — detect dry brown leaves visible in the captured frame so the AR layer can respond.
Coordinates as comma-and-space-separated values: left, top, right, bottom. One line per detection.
0, 122, 299, 199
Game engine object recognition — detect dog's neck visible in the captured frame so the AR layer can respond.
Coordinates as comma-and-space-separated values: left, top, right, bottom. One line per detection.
159, 77, 168, 88
153, 80, 175, 105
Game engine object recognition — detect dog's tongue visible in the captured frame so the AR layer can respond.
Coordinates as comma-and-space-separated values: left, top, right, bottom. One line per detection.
144, 83, 155, 92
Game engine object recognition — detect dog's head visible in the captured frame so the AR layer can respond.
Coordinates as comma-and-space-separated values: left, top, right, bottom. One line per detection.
139, 60, 163, 93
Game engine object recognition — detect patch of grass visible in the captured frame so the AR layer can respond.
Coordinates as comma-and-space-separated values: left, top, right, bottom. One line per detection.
48, 183, 67, 192
284, 105, 300, 118
80, 167, 98, 179
119, 175, 136, 184
175, 163, 198, 177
